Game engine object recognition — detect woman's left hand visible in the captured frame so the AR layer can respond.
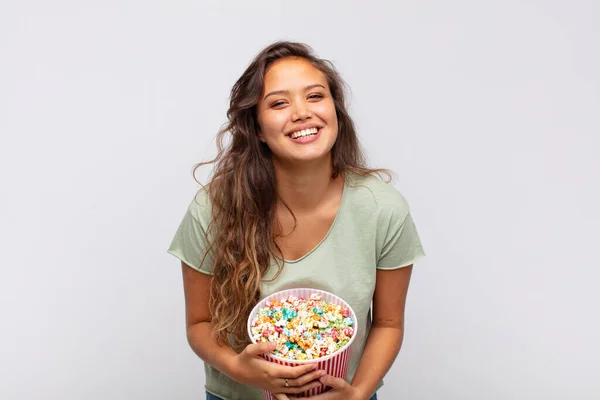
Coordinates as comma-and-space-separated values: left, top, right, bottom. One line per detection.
273, 375, 365, 400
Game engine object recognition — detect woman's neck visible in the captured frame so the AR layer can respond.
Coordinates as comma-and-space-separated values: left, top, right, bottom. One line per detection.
272, 156, 342, 214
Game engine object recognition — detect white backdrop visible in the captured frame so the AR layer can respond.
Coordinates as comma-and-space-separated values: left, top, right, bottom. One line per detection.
1, 1, 598, 399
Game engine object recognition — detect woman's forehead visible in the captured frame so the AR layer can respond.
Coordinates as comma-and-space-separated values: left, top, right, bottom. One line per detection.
263, 58, 328, 93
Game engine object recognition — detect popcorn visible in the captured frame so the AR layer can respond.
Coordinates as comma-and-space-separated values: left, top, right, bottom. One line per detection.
249, 293, 355, 360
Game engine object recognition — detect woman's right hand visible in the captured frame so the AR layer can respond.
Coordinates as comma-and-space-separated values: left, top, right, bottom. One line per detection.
232, 341, 326, 395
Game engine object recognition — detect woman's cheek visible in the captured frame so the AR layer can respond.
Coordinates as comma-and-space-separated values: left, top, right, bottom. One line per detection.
314, 101, 337, 121
266, 110, 290, 130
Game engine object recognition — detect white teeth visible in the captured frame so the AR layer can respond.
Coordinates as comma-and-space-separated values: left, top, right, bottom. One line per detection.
290, 127, 319, 139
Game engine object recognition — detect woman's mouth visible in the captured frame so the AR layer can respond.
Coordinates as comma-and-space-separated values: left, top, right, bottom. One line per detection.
288, 127, 322, 143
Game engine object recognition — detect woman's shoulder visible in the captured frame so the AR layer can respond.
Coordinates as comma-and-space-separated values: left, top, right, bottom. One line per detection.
186, 185, 213, 223
346, 172, 411, 215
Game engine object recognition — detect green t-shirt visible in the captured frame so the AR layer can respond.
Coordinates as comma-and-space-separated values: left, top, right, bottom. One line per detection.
168, 172, 426, 400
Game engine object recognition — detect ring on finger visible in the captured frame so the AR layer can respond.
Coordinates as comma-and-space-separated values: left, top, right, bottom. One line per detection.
285, 378, 290, 387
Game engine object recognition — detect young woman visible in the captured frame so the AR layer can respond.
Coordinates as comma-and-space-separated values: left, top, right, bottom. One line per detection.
168, 41, 425, 400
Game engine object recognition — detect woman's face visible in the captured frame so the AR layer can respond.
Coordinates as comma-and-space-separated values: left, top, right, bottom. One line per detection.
256, 57, 338, 165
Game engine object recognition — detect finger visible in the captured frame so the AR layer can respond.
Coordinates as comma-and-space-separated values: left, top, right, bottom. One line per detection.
280, 363, 318, 379
284, 379, 324, 395
244, 341, 276, 357
319, 374, 348, 390
273, 393, 300, 400
288, 369, 326, 387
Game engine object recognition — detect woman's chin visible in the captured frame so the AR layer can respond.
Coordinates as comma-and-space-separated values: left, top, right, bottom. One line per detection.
272, 150, 332, 167
291, 152, 333, 165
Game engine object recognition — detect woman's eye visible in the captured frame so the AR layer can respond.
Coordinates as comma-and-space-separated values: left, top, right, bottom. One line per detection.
271, 101, 286, 108
308, 94, 324, 100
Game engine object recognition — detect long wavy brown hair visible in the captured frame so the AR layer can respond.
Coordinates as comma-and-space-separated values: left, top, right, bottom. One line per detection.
194, 41, 390, 348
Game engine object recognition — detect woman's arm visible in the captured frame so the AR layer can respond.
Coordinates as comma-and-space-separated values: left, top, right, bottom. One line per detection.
181, 262, 239, 376
349, 265, 413, 398
181, 262, 324, 394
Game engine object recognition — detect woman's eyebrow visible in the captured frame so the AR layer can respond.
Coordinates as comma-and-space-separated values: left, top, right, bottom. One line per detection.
263, 84, 326, 100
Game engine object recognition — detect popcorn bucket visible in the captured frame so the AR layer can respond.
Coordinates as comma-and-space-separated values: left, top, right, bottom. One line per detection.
247, 288, 358, 400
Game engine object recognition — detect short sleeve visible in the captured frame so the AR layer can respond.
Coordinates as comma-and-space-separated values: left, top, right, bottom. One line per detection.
167, 190, 215, 275
376, 201, 426, 270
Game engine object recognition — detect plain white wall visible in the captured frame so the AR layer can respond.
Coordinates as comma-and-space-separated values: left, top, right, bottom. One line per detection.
1, 1, 598, 399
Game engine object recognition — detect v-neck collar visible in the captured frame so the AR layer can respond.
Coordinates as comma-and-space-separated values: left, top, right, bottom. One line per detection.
276, 173, 350, 264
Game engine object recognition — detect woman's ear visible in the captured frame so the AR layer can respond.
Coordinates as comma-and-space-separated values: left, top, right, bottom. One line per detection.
254, 118, 265, 142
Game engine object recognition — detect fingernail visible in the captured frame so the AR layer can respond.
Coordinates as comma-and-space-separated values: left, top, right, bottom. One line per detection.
269, 342, 276, 349
319, 376, 326, 383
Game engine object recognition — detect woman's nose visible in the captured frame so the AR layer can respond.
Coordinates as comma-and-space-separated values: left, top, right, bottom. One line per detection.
291, 100, 312, 121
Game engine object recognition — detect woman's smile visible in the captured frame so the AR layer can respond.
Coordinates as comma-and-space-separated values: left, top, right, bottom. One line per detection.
288, 127, 322, 143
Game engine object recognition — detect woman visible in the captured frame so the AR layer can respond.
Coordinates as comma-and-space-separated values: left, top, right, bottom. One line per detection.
168, 41, 425, 400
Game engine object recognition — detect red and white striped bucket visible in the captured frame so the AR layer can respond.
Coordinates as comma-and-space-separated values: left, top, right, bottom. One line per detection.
247, 288, 358, 400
